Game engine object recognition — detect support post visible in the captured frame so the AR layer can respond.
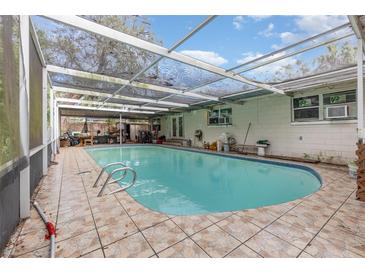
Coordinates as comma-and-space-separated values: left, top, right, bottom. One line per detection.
19, 15, 30, 218
120, 113, 122, 145
42, 67, 48, 175
356, 38, 365, 201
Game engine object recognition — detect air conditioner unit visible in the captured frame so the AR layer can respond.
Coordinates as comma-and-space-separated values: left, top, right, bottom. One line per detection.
326, 105, 348, 119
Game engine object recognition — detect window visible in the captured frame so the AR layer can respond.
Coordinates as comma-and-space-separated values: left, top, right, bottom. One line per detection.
208, 107, 232, 126
323, 90, 356, 120
292, 90, 357, 123
292, 96, 319, 122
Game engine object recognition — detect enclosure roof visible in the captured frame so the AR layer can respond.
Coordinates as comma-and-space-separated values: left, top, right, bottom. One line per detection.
30, 15, 362, 116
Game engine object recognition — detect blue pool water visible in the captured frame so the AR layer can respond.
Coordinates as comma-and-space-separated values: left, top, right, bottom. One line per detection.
86, 145, 321, 215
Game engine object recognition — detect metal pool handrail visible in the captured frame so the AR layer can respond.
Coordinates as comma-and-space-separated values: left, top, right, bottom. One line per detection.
97, 167, 137, 197
93, 162, 126, 188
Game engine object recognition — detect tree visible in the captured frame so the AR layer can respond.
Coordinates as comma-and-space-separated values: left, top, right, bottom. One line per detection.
314, 41, 357, 73
35, 16, 161, 100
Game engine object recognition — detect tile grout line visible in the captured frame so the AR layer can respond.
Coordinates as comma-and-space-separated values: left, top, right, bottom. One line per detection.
169, 218, 211, 258
73, 148, 106, 258
225, 200, 306, 257
81, 148, 159, 257
296, 189, 356, 258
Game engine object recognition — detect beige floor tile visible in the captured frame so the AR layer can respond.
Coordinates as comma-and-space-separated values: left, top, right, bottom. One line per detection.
279, 203, 333, 234
131, 211, 169, 231
260, 201, 299, 217
142, 220, 186, 253
104, 233, 154, 258
225, 244, 261, 258
304, 226, 365, 258
120, 199, 151, 216
81, 249, 104, 258
98, 216, 138, 246
15, 246, 50, 258
245, 230, 301, 258
298, 252, 314, 258
206, 212, 233, 223
191, 224, 240, 258
327, 211, 365, 239
12, 228, 50, 257
55, 229, 101, 258
158, 238, 209, 258
216, 215, 261, 242
265, 219, 315, 249
93, 206, 129, 228
172, 215, 213, 236
236, 208, 277, 228
56, 215, 96, 241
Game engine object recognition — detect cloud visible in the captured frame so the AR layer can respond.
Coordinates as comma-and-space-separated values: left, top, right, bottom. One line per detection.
273, 15, 348, 49
233, 16, 244, 30
279, 32, 302, 44
236, 51, 298, 76
295, 15, 348, 35
236, 51, 264, 64
259, 23, 275, 37
248, 15, 272, 21
180, 50, 228, 66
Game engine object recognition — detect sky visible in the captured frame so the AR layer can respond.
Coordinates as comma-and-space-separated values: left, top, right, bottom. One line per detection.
33, 15, 355, 88
148, 15, 351, 69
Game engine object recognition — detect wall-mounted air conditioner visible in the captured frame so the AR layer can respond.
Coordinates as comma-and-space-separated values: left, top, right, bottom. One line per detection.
325, 105, 348, 119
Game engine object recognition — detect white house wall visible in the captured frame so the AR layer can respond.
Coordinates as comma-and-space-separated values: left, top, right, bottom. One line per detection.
159, 82, 359, 164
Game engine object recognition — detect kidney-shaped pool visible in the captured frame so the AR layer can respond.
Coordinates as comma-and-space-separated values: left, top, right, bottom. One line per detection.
86, 145, 321, 215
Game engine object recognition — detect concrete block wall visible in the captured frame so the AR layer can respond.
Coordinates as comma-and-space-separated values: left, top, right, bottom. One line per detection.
159, 85, 358, 165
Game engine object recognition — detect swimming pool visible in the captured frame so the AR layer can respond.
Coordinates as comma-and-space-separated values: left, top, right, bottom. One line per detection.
86, 145, 321, 215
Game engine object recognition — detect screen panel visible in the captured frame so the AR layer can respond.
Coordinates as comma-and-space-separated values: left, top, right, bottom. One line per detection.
0, 16, 20, 167
29, 34, 43, 149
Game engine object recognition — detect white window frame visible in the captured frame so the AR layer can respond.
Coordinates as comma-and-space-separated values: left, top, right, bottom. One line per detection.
207, 107, 233, 127
291, 89, 358, 123
171, 114, 184, 139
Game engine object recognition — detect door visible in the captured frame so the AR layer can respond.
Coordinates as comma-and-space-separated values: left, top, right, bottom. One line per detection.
171, 116, 183, 138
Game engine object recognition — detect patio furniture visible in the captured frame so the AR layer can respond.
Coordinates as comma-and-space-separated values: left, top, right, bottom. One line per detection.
84, 135, 94, 146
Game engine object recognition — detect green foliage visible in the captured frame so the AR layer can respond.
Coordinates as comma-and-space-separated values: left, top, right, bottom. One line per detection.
0, 16, 20, 166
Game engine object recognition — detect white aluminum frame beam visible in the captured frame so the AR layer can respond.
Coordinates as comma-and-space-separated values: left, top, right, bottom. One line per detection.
188, 31, 355, 106
104, 16, 217, 106
47, 64, 218, 101
57, 104, 155, 114
19, 15, 30, 219
55, 97, 169, 111
174, 23, 355, 105
237, 33, 354, 74
357, 38, 365, 139
43, 15, 285, 95
348, 16, 365, 54
53, 86, 189, 107
230, 23, 352, 71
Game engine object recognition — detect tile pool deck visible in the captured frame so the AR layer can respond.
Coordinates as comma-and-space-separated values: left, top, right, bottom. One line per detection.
3, 146, 365, 258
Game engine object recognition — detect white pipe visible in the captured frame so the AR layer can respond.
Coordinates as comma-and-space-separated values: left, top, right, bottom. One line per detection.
33, 201, 56, 258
